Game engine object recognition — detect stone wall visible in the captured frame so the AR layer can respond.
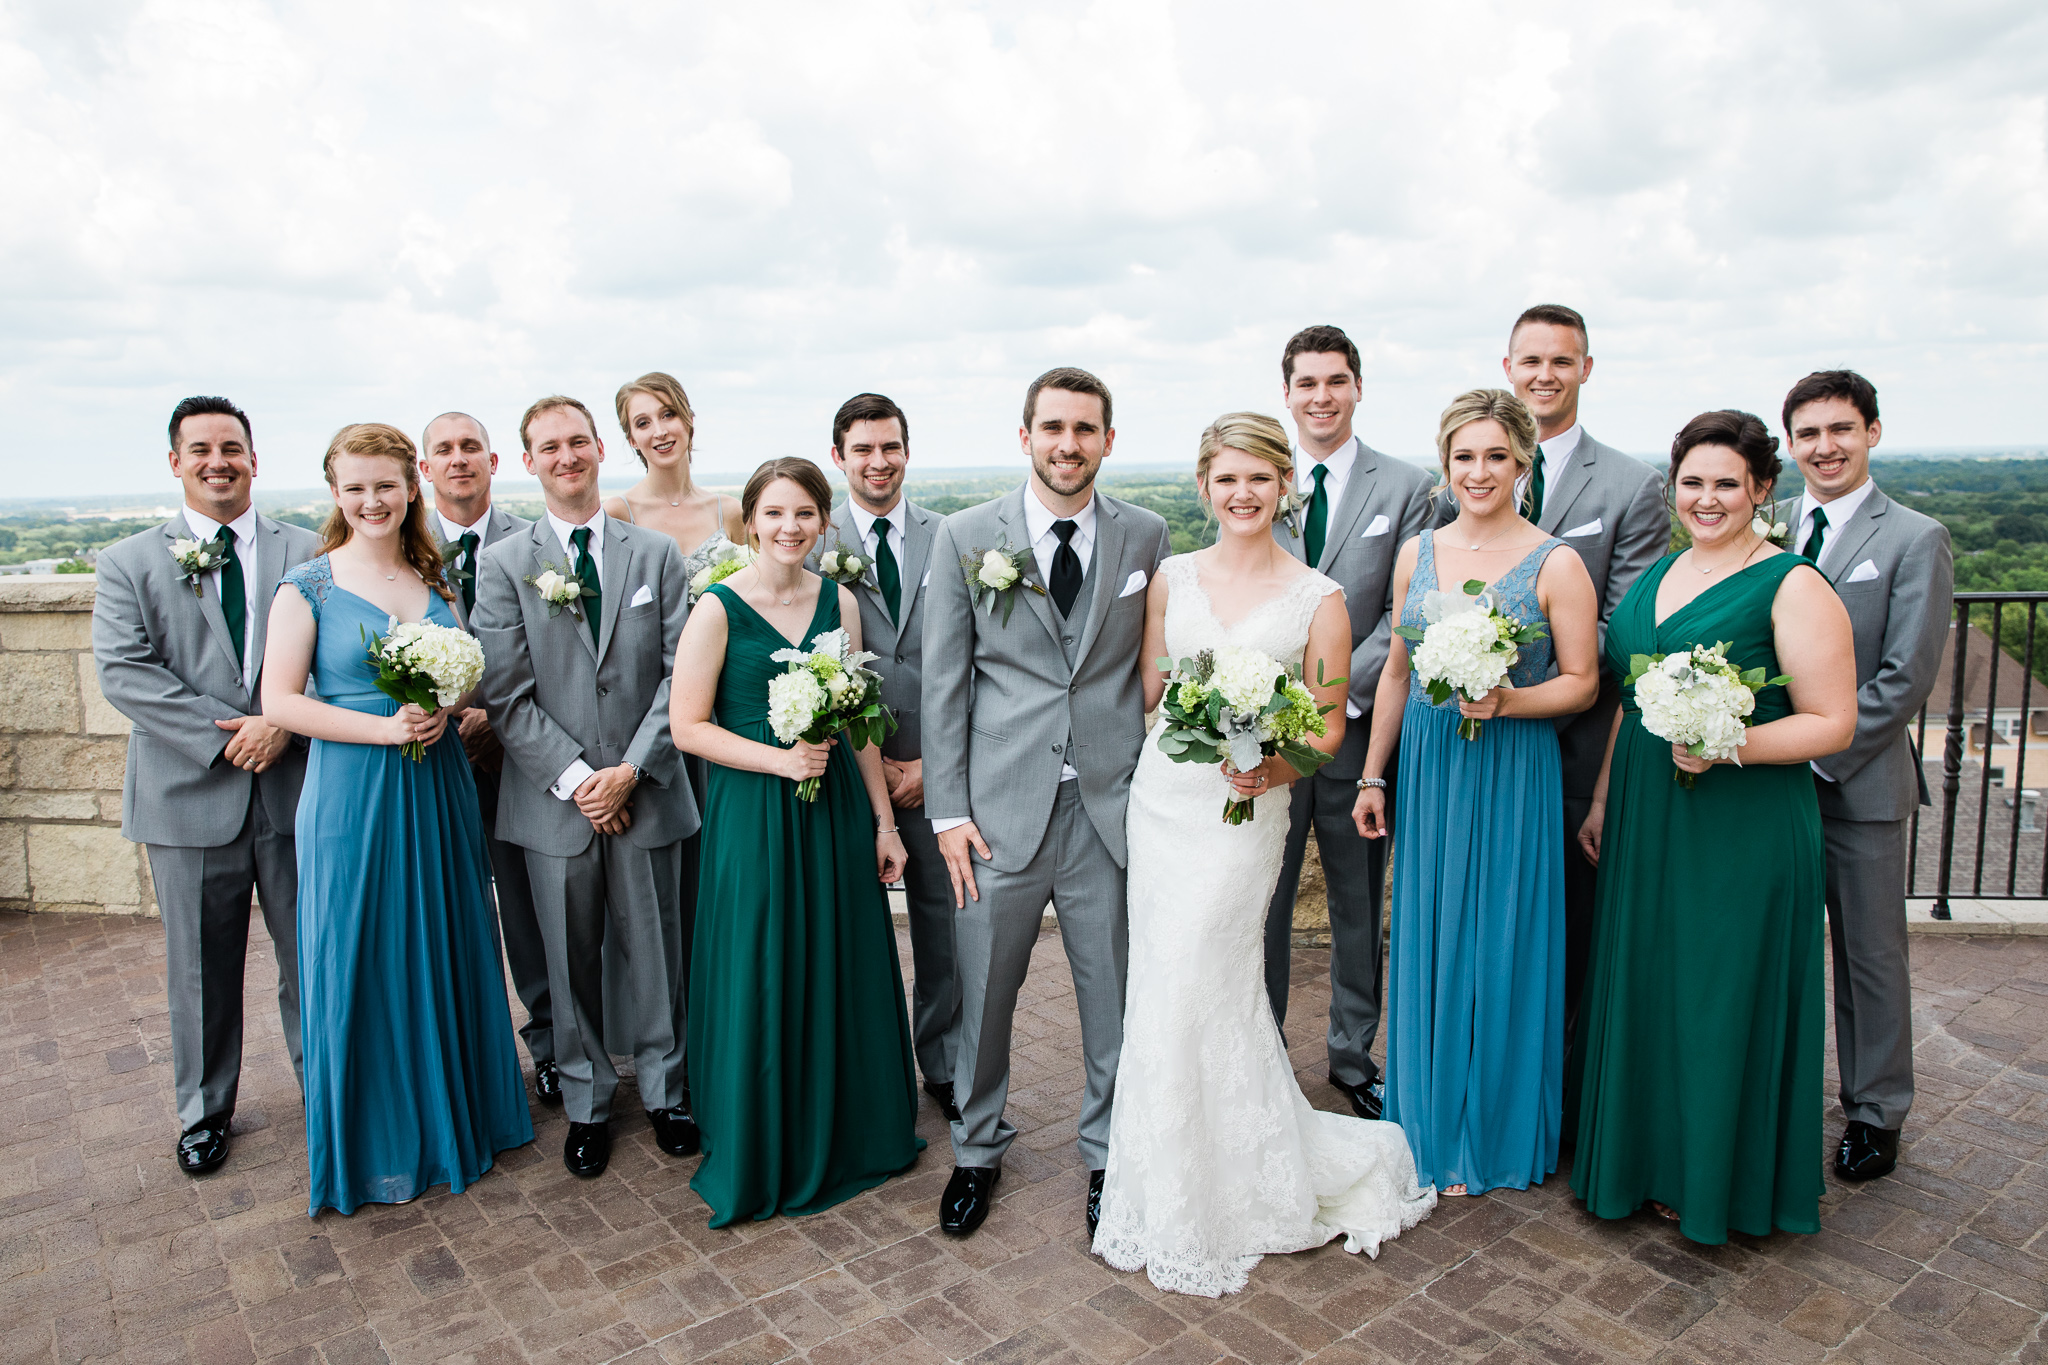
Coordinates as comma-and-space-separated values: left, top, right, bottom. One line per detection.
0, 576, 155, 917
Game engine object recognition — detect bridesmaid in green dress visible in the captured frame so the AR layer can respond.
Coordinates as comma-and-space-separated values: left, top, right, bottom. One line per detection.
1572, 411, 1856, 1245
669, 457, 924, 1227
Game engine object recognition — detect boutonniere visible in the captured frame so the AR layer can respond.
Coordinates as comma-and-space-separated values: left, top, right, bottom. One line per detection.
817, 543, 877, 589
524, 560, 596, 620
1751, 510, 1791, 547
439, 540, 474, 589
168, 537, 227, 595
962, 539, 1046, 626
1276, 490, 1306, 538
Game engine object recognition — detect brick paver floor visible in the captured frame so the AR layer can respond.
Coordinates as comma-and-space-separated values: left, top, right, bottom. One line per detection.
4, 909, 2047, 1364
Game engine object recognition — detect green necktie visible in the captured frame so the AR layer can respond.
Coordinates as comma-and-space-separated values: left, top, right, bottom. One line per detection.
569, 526, 601, 646
1801, 506, 1828, 564
212, 525, 245, 669
1527, 451, 1546, 523
1304, 464, 1330, 566
459, 532, 480, 617
874, 520, 902, 623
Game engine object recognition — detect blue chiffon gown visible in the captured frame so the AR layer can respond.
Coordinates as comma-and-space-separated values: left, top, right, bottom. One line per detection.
1386, 532, 1567, 1194
285, 557, 533, 1216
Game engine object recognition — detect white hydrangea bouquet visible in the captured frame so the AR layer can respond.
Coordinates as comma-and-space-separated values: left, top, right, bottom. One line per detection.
766, 627, 897, 801
1155, 645, 1340, 824
1393, 577, 1547, 741
360, 618, 487, 761
688, 543, 755, 602
1625, 642, 1790, 789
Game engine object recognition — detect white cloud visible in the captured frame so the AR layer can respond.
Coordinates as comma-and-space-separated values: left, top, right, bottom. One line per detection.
1, 0, 2044, 498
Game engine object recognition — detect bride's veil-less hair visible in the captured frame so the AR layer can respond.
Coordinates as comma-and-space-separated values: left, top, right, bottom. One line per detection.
318, 422, 455, 601
1434, 388, 1539, 515
1194, 412, 1294, 535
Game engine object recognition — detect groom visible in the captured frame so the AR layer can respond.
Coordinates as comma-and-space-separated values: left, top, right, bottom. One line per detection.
923, 367, 1171, 1238
473, 395, 698, 1180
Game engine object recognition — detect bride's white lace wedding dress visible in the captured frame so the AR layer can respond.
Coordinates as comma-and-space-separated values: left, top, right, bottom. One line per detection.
1094, 555, 1436, 1298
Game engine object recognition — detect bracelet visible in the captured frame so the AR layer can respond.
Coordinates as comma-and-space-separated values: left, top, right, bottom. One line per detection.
876, 826, 899, 835
1357, 777, 1387, 789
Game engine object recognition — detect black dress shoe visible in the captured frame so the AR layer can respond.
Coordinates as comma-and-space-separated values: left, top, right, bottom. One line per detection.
564, 1121, 610, 1178
648, 1106, 700, 1157
923, 1079, 962, 1124
1087, 1169, 1105, 1239
533, 1060, 562, 1106
939, 1166, 1000, 1236
1835, 1121, 1900, 1182
1329, 1075, 1384, 1122
176, 1114, 232, 1176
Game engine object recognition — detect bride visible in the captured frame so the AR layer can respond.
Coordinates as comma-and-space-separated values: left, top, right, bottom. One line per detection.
1094, 412, 1436, 1297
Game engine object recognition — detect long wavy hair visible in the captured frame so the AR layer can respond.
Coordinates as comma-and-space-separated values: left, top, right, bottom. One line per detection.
320, 423, 454, 601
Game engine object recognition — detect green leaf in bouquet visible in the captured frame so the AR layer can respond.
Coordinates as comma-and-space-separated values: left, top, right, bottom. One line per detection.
1425, 679, 1454, 706
1156, 656, 1173, 672
1277, 738, 1334, 779
1623, 653, 1659, 685
1311, 658, 1347, 688
1393, 625, 1427, 643
1766, 673, 1792, 686
1740, 666, 1766, 687
1157, 730, 1192, 755
1462, 578, 1486, 595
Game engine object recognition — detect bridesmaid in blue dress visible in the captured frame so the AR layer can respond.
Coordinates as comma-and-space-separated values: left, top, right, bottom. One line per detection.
1352, 390, 1600, 1197
263, 422, 532, 1216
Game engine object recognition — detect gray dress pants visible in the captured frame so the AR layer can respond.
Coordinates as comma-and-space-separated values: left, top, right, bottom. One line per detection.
146, 786, 302, 1129
474, 764, 551, 1067
1822, 813, 1915, 1130
898, 804, 962, 1088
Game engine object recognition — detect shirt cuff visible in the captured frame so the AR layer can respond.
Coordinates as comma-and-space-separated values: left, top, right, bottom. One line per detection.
1346, 701, 1363, 719
1810, 761, 1837, 783
929, 816, 973, 834
553, 758, 597, 800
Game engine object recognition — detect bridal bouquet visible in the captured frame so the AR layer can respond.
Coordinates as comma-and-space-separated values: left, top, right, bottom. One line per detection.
1155, 645, 1339, 824
766, 628, 897, 801
1626, 642, 1790, 788
688, 543, 754, 601
361, 618, 486, 761
1393, 578, 1547, 741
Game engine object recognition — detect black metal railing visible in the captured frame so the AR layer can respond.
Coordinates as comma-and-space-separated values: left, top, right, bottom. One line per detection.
1911, 591, 2048, 918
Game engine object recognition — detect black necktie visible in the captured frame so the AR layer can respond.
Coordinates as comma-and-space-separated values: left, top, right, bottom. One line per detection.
459, 532, 480, 617
1801, 506, 1828, 564
569, 526, 601, 645
1050, 519, 1082, 618
212, 525, 245, 669
874, 520, 901, 623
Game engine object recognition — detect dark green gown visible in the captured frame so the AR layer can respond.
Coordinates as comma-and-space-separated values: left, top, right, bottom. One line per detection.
1570, 553, 1825, 1244
688, 582, 924, 1227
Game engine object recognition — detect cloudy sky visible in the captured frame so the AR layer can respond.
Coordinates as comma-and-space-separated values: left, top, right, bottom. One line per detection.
5, 0, 2046, 499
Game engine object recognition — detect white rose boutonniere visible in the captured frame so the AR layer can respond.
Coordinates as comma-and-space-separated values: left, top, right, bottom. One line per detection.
524, 560, 597, 620
168, 537, 228, 595
1276, 489, 1306, 539
1751, 511, 1791, 547
961, 539, 1045, 625
817, 543, 877, 589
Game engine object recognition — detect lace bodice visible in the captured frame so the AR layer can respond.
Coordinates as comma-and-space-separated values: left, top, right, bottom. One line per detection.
281, 554, 336, 617
1400, 532, 1563, 707
1159, 554, 1341, 671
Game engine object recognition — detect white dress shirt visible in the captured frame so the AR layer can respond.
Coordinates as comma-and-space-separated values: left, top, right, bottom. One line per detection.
545, 508, 608, 801
436, 507, 489, 545
1295, 437, 1358, 519
181, 504, 259, 688
1794, 478, 1876, 574
844, 499, 907, 559
1515, 422, 1583, 512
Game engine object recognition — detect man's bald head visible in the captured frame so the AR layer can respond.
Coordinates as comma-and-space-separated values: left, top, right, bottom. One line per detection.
424, 411, 490, 453
419, 410, 498, 527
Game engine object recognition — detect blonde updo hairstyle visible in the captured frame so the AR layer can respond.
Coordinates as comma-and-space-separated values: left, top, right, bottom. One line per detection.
1195, 412, 1295, 525
614, 372, 698, 474
1435, 388, 1540, 515
319, 422, 454, 600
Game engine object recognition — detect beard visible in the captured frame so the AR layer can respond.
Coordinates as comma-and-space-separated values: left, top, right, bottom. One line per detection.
1032, 448, 1099, 499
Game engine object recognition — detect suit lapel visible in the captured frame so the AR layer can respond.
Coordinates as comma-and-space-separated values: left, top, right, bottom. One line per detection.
998, 487, 1063, 653
1821, 486, 1889, 585
165, 519, 243, 681
483, 504, 517, 548
1318, 441, 1378, 571
596, 520, 632, 664
1074, 496, 1127, 668
895, 503, 937, 648
245, 515, 286, 685
533, 521, 598, 663
1536, 431, 1599, 534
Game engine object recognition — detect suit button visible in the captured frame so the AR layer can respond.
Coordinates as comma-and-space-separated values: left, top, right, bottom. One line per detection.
1069, 684, 1078, 694
895, 654, 905, 663
1063, 636, 1073, 644
1051, 744, 1063, 754
597, 687, 609, 697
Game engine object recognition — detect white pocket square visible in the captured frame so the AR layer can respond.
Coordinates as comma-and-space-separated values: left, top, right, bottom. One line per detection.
629, 584, 654, 607
1361, 514, 1391, 538
1563, 518, 1603, 538
1846, 559, 1881, 584
921, 569, 931, 588
1119, 569, 1149, 598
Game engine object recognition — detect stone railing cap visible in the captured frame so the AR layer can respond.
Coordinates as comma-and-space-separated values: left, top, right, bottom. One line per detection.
0, 574, 98, 612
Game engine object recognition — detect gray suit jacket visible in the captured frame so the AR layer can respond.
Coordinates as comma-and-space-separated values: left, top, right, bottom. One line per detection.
922, 487, 1171, 871
811, 499, 938, 762
1277, 442, 1436, 780
1776, 485, 1953, 823
93, 512, 323, 847
472, 516, 697, 857
1434, 428, 1667, 799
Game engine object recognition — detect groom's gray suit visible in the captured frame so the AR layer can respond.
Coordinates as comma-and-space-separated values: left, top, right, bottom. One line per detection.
1265, 440, 1434, 1088
922, 486, 1170, 1169
93, 511, 321, 1128
472, 514, 697, 1123
1785, 483, 1952, 1131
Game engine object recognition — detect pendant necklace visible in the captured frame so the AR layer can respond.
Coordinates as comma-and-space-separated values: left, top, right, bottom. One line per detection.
1693, 533, 1763, 577
1460, 521, 1516, 552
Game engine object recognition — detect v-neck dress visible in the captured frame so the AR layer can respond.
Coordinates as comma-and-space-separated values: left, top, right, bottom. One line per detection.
1569, 552, 1824, 1244
687, 581, 924, 1226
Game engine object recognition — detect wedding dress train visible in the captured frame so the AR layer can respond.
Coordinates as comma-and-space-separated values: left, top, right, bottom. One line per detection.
1093, 554, 1435, 1297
